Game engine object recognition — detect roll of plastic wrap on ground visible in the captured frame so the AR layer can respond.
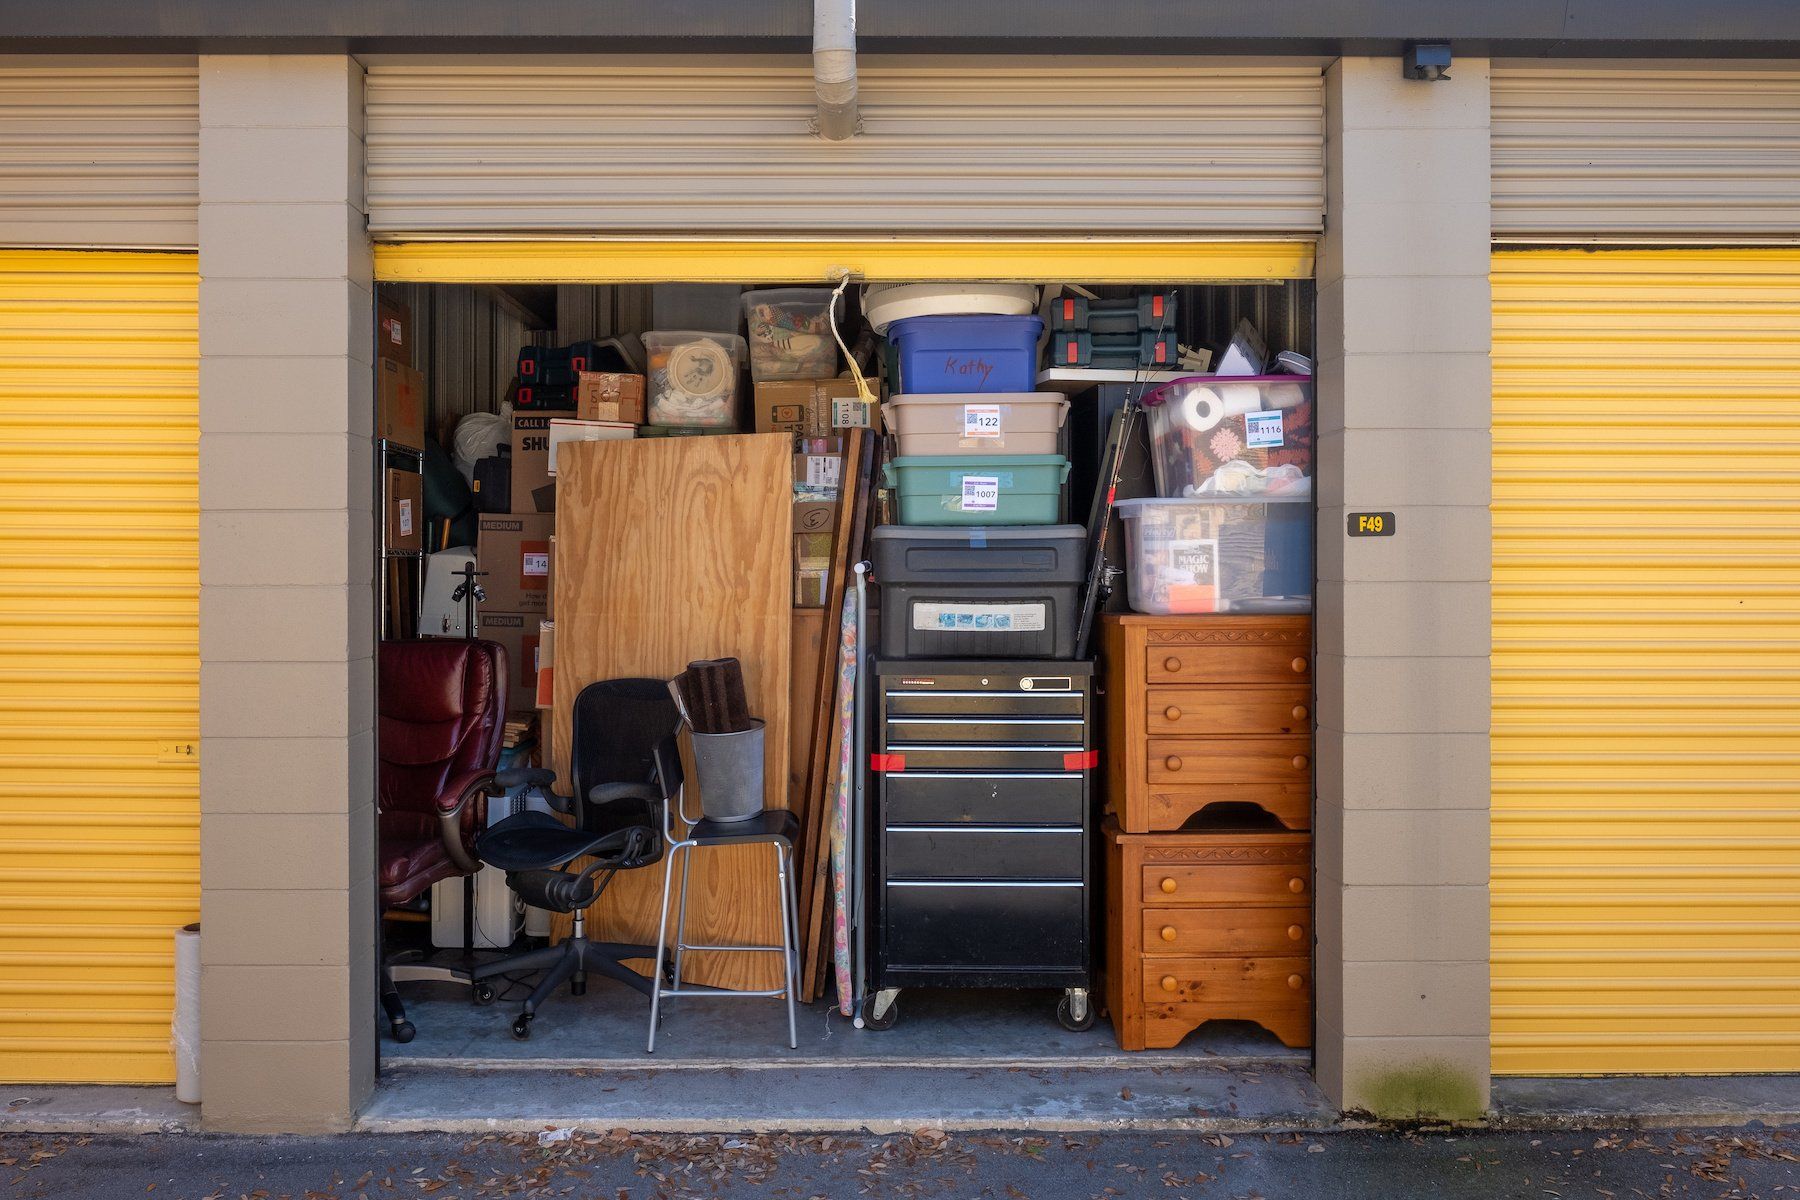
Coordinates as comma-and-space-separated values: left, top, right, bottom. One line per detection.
173, 923, 201, 1104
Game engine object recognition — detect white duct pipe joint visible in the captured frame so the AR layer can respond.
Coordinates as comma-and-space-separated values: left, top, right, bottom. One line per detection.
813, 0, 860, 141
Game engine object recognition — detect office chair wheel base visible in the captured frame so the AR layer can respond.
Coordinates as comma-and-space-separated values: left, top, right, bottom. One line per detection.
862, 999, 899, 1031
472, 983, 497, 1007
390, 1019, 417, 1044
1057, 992, 1095, 1033
511, 1014, 534, 1041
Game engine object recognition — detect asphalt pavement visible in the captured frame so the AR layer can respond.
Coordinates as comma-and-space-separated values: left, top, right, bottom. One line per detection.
4, 1125, 1798, 1199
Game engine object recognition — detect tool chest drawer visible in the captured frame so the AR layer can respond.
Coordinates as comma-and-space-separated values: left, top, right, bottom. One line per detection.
886, 713, 1085, 746
884, 882, 1085, 972
882, 772, 1086, 827
1145, 687, 1310, 737
885, 825, 1084, 880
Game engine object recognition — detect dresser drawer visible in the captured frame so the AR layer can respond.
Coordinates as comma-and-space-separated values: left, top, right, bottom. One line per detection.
1147, 738, 1311, 785
1135, 783, 1311, 833
1145, 687, 1311, 737
1140, 861, 1310, 907
1141, 957, 1311, 1010
1147, 644, 1310, 686
1142, 907, 1310, 957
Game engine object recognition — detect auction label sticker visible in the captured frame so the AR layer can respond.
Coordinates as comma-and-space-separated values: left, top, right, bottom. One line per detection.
963, 404, 1003, 439
960, 475, 1000, 512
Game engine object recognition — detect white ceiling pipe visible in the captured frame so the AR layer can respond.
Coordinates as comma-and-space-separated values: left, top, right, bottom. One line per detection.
812, 0, 861, 140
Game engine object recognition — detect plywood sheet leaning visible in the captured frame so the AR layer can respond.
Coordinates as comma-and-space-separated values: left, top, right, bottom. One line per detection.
552, 434, 792, 991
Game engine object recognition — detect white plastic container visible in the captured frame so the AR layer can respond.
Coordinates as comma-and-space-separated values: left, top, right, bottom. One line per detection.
742, 288, 839, 381
1116, 495, 1313, 615
644, 331, 746, 427
881, 392, 1070, 456
861, 282, 1040, 334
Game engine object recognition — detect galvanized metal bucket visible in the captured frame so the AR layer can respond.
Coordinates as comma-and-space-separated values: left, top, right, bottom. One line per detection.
688, 719, 766, 823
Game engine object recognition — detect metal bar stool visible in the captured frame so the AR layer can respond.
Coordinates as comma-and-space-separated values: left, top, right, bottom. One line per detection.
646, 733, 800, 1052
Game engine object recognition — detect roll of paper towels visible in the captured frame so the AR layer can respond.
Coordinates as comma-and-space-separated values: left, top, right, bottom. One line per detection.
1178, 384, 1263, 433
173, 923, 200, 1104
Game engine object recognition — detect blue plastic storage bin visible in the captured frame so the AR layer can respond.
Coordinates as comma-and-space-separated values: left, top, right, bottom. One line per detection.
887, 315, 1044, 395
882, 455, 1070, 526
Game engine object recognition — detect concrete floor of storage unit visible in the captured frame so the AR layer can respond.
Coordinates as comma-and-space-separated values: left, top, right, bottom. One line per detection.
381, 970, 1302, 1068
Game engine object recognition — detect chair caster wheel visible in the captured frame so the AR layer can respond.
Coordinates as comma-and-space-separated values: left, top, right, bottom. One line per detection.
571, 979, 586, 997
391, 1019, 417, 1044
472, 983, 497, 1007
1057, 993, 1095, 1033
661, 956, 678, 987
511, 1014, 533, 1041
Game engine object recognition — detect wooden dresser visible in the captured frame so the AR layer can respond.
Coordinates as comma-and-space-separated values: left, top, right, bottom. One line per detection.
1099, 613, 1313, 1050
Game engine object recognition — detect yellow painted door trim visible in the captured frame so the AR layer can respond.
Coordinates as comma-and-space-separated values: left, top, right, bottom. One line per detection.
0, 250, 199, 1084
374, 238, 1315, 284
1491, 245, 1800, 1077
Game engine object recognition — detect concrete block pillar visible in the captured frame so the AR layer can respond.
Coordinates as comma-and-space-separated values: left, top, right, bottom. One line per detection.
1313, 57, 1494, 1119
197, 55, 376, 1133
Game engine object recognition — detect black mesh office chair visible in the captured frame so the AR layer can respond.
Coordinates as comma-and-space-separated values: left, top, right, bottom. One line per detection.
472, 677, 680, 1040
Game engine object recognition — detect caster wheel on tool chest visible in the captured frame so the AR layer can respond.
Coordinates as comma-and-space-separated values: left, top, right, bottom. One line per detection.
1057, 994, 1096, 1033
862, 999, 899, 1031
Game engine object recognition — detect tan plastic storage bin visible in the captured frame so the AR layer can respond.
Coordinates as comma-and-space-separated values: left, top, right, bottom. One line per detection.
881, 392, 1069, 456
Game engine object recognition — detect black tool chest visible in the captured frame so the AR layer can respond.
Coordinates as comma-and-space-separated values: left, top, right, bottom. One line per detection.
868, 659, 1096, 1027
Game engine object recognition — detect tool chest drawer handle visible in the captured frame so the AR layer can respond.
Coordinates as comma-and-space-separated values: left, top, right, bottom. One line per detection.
1291, 755, 1309, 770
1292, 705, 1308, 720
1160, 925, 1178, 942
1287, 877, 1306, 894
1164, 755, 1183, 772
1290, 657, 1308, 674
1163, 656, 1182, 672
1287, 974, 1304, 990
1163, 706, 1181, 721
1160, 877, 1179, 894
1160, 975, 1178, 992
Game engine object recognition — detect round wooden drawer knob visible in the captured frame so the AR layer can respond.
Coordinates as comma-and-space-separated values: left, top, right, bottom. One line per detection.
1161, 975, 1178, 993
1292, 755, 1309, 770
1164, 657, 1181, 672
1160, 877, 1179, 894
1287, 974, 1304, 990
1287, 877, 1306, 894
1164, 706, 1181, 721
1164, 755, 1183, 772
1160, 925, 1178, 942
1290, 657, 1307, 674
1291, 705, 1308, 721
1287, 924, 1304, 941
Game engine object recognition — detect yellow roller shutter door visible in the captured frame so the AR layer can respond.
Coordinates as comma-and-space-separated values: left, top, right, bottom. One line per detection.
1492, 248, 1800, 1075
0, 251, 198, 1084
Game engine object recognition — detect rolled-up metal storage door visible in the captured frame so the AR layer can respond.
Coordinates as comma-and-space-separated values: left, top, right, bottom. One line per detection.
1491, 247, 1800, 1075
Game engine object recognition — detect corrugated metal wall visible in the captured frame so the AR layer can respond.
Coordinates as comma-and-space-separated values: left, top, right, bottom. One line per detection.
364, 58, 1324, 236
1491, 247, 1800, 1075
0, 61, 199, 249
0, 251, 199, 1083
1492, 65, 1800, 237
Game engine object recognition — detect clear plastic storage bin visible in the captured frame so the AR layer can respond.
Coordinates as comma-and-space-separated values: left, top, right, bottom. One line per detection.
1141, 375, 1312, 499
643, 331, 747, 428
741, 288, 839, 381
1115, 496, 1312, 615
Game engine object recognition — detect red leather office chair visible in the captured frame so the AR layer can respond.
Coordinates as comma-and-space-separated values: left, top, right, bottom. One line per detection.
377, 638, 508, 1043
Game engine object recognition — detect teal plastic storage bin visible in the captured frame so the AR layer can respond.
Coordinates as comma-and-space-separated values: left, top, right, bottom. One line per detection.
882, 455, 1070, 526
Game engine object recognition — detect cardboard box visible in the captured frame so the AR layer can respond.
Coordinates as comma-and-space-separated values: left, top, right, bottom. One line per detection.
385, 467, 423, 552
377, 297, 412, 365
754, 378, 869, 436
478, 611, 542, 715
377, 357, 425, 449
477, 513, 554, 613
534, 620, 555, 709
576, 372, 647, 425
547, 418, 635, 475
509, 413, 556, 514
546, 535, 556, 621
794, 500, 837, 534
